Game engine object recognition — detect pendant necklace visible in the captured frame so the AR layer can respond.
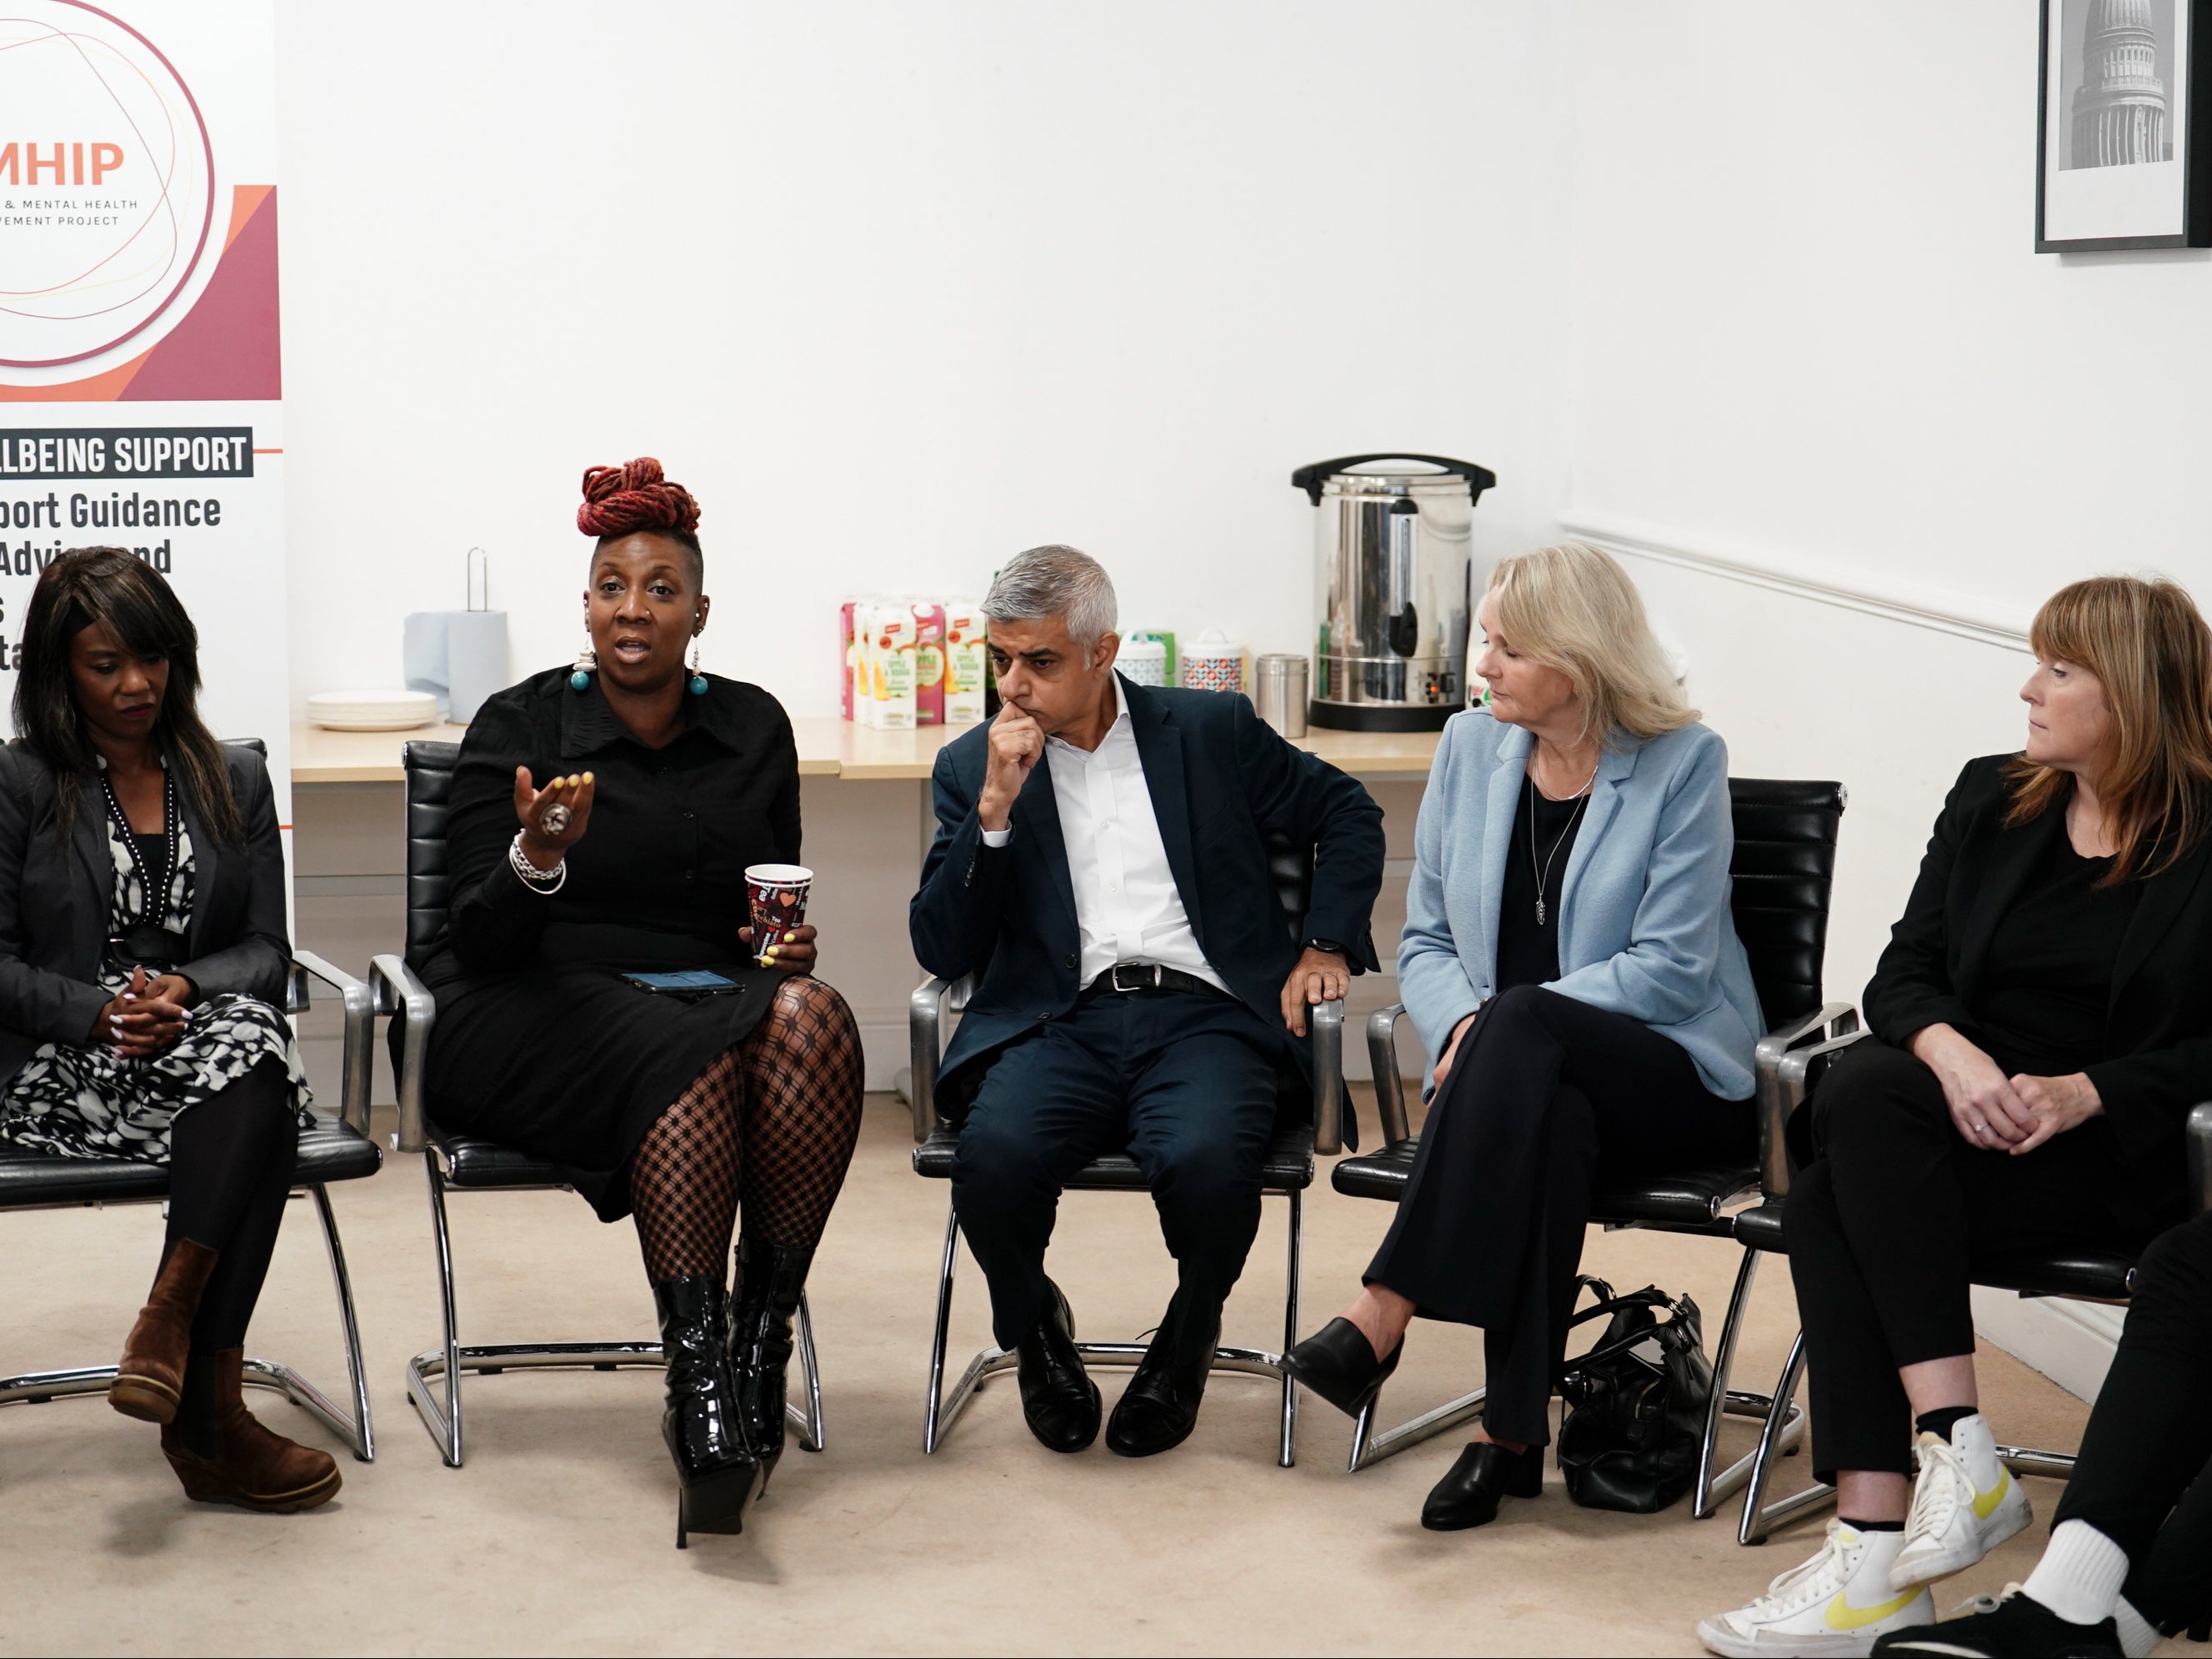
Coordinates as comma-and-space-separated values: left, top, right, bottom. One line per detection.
1527, 759, 1596, 927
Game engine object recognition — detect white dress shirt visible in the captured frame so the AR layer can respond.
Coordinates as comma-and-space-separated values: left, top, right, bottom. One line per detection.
979, 675, 1228, 992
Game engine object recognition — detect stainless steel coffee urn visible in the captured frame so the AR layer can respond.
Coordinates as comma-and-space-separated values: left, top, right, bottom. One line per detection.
1292, 454, 1494, 731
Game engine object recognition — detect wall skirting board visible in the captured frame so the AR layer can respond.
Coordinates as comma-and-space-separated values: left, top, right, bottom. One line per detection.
1559, 510, 2033, 654
1969, 1288, 2120, 1405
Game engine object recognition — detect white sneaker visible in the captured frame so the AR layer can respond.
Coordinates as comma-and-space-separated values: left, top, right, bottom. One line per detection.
1890, 1415, 2033, 1589
1697, 1521, 1937, 1656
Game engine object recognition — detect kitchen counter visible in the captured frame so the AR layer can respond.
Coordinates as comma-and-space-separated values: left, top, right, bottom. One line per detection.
292, 715, 1444, 784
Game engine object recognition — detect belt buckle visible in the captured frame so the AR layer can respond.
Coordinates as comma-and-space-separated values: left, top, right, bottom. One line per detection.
1109, 962, 1161, 994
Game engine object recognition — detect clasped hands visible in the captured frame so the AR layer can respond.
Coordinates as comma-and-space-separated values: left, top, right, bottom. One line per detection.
1909, 1022, 2101, 1154
89, 965, 195, 1057
509, 764, 816, 975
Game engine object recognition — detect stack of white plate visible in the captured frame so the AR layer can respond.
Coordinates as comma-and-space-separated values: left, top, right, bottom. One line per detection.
306, 689, 440, 732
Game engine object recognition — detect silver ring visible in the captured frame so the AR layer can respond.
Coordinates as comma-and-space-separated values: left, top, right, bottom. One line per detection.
539, 803, 572, 835
1972, 1120, 1988, 1133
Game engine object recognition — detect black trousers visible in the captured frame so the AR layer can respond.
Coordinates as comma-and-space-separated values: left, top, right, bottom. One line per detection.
949, 986, 1282, 1354
2054, 1210, 2212, 1634
1365, 985, 1751, 1447
1786, 1038, 2138, 1480
164, 1056, 299, 1353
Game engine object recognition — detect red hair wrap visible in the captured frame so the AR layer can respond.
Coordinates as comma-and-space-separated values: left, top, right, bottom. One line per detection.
576, 457, 702, 540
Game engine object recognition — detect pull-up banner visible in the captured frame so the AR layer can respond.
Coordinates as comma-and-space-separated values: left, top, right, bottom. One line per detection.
0, 0, 287, 788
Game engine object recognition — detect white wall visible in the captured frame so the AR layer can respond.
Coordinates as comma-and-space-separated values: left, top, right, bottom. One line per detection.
1570, 0, 2211, 1391
274, 1, 1573, 715
1569, 0, 2212, 1002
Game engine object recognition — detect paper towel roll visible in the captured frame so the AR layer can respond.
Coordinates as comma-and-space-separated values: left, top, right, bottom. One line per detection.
404, 610, 510, 724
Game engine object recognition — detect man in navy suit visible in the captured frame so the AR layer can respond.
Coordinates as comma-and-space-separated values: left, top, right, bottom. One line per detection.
910, 545, 1385, 1458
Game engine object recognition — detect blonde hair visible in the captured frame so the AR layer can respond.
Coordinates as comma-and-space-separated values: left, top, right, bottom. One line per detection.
2005, 574, 2212, 883
1485, 541, 1697, 745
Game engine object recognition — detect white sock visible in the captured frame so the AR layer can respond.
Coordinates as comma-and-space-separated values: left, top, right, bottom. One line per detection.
2112, 1595, 2163, 1659
2022, 1520, 2130, 1626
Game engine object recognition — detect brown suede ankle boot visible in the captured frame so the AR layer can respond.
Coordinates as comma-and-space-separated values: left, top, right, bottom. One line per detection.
109, 1240, 219, 1424
160, 1350, 341, 1513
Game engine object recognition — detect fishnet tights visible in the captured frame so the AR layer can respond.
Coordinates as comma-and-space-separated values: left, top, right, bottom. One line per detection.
629, 976, 865, 1283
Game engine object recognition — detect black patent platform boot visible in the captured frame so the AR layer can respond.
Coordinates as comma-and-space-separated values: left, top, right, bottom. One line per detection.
728, 1235, 813, 1483
654, 1275, 763, 1547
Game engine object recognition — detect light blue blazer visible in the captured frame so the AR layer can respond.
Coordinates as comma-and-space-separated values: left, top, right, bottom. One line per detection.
1398, 709, 1764, 1100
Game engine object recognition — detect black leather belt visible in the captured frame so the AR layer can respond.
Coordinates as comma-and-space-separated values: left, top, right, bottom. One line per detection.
1083, 962, 1224, 999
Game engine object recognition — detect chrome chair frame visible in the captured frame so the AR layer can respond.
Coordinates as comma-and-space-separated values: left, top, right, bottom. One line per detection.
908, 972, 1343, 1469
0, 949, 380, 1463
373, 950, 824, 1470
1343, 997, 1856, 1511
1731, 1046, 2212, 1544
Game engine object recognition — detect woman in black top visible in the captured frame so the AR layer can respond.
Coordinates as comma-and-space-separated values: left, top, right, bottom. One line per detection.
0, 549, 338, 1514
1699, 576, 2212, 1659
418, 460, 863, 1542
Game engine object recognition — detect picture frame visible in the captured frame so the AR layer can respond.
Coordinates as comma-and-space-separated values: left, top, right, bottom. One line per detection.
2038, 0, 2212, 251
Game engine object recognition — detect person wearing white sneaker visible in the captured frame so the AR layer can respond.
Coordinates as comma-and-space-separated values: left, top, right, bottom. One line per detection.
1694, 1520, 1934, 1656
1702, 576, 2212, 1659
1875, 1210, 2212, 1656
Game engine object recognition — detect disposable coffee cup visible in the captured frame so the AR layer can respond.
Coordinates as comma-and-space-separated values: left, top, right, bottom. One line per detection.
744, 864, 813, 965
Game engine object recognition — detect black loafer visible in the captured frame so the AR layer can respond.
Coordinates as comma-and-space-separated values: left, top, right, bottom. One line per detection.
1015, 1280, 1100, 1454
1420, 1440, 1545, 1531
1106, 1319, 1215, 1458
1282, 1316, 1402, 1418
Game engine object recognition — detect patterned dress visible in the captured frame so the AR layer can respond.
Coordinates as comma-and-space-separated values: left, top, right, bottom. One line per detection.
0, 807, 312, 1163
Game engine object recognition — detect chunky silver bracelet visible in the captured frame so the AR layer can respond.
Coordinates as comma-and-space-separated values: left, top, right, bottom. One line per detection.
509, 830, 567, 895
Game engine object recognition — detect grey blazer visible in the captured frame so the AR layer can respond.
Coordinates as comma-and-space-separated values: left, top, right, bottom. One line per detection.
0, 740, 292, 1089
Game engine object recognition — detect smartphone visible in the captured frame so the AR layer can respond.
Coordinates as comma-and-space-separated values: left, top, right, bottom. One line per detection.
620, 970, 742, 997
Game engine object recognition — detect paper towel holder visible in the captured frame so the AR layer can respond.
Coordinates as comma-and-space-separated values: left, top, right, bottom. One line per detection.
467, 546, 489, 612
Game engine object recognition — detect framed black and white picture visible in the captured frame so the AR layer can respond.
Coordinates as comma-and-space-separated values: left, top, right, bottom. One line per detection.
2039, 0, 2212, 250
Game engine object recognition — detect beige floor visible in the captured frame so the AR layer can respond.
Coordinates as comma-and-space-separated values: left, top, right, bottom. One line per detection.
0, 1095, 2175, 1656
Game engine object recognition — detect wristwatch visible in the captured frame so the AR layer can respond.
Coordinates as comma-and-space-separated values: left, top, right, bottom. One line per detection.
1304, 937, 1349, 958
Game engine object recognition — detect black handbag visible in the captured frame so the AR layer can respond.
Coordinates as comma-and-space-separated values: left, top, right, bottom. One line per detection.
1553, 1275, 1714, 1515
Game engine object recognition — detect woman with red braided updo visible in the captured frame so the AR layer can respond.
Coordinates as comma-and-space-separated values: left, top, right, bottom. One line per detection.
411, 459, 863, 1543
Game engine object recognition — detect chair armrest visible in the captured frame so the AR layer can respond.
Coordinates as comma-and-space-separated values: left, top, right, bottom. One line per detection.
1367, 1003, 1411, 1145
1755, 1005, 1865, 1197
369, 954, 438, 1155
1310, 998, 1345, 1156
292, 950, 374, 1136
2189, 1102, 2212, 1219
908, 976, 953, 1143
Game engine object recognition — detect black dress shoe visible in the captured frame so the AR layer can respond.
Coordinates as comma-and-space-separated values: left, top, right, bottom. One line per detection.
1420, 1440, 1544, 1531
1016, 1280, 1100, 1453
1106, 1311, 1218, 1458
1281, 1316, 1402, 1418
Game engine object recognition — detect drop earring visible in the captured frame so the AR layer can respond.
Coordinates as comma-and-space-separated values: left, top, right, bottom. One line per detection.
688, 636, 708, 697
569, 626, 596, 692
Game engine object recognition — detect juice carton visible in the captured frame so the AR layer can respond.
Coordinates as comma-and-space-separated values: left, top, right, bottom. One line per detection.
910, 600, 947, 726
943, 600, 987, 724
838, 599, 861, 721
862, 602, 918, 729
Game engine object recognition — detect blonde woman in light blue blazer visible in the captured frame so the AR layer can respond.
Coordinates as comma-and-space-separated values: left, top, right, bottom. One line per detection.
1284, 541, 1764, 1532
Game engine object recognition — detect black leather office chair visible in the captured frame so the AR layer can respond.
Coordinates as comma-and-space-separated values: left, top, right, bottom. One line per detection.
906, 834, 1345, 1467
370, 740, 823, 1468
1730, 1050, 2212, 1545
0, 739, 381, 1461
1331, 778, 1856, 1515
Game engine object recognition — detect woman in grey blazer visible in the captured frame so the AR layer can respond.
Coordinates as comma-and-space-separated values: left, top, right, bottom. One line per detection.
1285, 541, 1764, 1530
0, 549, 338, 1515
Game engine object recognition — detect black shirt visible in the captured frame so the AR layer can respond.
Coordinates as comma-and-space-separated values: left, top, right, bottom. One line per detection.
1967, 830, 2139, 1078
421, 668, 803, 989
1496, 775, 1589, 992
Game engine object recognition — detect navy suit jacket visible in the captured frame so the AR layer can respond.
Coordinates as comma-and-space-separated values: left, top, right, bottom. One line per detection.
909, 676, 1386, 1132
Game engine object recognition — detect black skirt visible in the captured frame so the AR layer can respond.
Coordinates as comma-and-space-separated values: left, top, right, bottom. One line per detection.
424, 960, 782, 1220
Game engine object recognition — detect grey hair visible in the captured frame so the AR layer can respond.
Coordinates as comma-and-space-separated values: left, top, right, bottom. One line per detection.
981, 544, 1119, 650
